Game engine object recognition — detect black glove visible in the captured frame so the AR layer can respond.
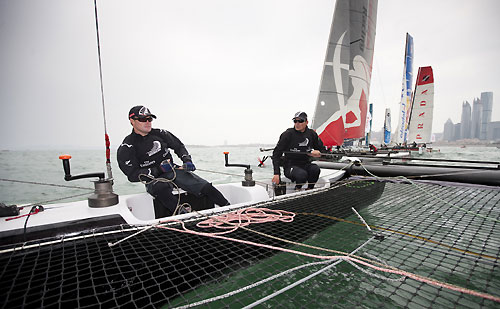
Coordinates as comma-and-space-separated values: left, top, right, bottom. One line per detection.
182, 162, 196, 171
160, 159, 174, 173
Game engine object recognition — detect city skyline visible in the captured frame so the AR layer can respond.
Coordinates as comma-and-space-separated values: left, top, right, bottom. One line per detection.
442, 91, 499, 141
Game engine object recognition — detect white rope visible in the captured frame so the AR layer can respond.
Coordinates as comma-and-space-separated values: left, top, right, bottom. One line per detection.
351, 207, 372, 232
173, 236, 377, 309
242, 236, 378, 309
138, 161, 192, 216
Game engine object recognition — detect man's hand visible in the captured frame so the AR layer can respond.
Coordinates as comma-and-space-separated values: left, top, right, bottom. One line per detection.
160, 159, 173, 173
182, 162, 196, 171
272, 175, 280, 185
308, 150, 321, 158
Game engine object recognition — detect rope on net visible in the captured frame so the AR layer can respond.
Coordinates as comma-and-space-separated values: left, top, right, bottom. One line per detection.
174, 236, 385, 309
147, 208, 500, 304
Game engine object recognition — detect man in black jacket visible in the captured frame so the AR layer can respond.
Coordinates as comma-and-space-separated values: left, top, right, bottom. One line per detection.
117, 106, 229, 217
271, 111, 324, 191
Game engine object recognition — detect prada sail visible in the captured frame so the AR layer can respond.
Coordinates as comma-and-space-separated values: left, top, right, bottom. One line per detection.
311, 0, 378, 146
407, 66, 434, 143
394, 33, 414, 144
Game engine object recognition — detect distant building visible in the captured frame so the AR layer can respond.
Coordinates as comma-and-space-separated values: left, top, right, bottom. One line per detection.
487, 121, 500, 141
453, 123, 461, 141
443, 118, 454, 141
460, 101, 471, 139
471, 97, 482, 139
480, 92, 493, 140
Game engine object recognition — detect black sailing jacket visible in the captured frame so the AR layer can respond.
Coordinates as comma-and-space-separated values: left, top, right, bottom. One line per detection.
271, 127, 324, 175
117, 129, 192, 182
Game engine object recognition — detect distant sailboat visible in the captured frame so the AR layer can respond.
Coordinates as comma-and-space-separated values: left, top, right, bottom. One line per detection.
365, 103, 373, 145
407, 66, 434, 144
311, 0, 378, 147
383, 108, 391, 144
394, 33, 414, 144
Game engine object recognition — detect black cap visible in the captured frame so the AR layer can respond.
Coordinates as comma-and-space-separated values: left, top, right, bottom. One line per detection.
293, 111, 307, 121
128, 106, 157, 119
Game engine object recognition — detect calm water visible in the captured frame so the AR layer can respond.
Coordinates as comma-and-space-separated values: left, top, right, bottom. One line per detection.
0, 145, 499, 205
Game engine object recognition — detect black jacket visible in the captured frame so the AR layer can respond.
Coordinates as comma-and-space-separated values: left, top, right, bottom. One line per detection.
117, 129, 192, 182
271, 127, 324, 175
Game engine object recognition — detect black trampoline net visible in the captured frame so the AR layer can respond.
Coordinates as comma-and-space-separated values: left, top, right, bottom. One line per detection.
0, 179, 499, 308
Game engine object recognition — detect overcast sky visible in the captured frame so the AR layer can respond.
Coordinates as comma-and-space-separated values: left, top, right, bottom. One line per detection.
1, 0, 499, 150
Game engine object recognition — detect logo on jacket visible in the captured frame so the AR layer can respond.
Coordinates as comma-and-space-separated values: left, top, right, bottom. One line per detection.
298, 138, 309, 147
147, 141, 162, 156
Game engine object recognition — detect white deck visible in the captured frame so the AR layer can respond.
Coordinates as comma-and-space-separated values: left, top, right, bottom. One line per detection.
0, 169, 345, 237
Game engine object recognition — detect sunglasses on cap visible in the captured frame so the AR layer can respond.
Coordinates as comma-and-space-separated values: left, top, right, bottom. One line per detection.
293, 119, 305, 123
134, 117, 153, 122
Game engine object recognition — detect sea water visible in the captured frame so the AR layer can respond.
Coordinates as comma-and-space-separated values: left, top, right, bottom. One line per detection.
0, 145, 499, 205
0, 145, 275, 205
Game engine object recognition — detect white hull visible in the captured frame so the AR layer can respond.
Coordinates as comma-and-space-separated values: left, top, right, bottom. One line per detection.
1, 169, 345, 241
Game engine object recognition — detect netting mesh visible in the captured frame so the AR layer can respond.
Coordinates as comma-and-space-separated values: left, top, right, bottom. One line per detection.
1, 179, 499, 308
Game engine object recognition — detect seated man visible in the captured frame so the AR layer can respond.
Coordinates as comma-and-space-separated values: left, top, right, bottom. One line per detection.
117, 106, 229, 217
271, 111, 324, 191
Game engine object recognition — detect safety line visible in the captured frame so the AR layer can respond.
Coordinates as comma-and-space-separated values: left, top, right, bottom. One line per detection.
155, 218, 500, 303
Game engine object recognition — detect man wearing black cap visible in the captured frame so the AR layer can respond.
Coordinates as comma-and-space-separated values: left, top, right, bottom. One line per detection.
117, 105, 229, 217
271, 111, 324, 191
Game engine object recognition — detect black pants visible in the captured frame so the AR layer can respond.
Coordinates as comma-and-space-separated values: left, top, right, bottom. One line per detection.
284, 163, 321, 189
146, 169, 229, 217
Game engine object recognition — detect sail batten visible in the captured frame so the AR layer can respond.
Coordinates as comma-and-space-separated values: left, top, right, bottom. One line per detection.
311, 0, 378, 147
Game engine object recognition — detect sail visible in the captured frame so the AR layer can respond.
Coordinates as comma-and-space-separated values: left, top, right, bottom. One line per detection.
365, 103, 373, 145
311, 0, 378, 146
383, 107, 391, 144
407, 66, 434, 143
394, 33, 414, 144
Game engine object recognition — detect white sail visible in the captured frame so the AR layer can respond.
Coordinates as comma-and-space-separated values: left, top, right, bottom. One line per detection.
383, 108, 391, 144
394, 33, 414, 144
407, 66, 434, 143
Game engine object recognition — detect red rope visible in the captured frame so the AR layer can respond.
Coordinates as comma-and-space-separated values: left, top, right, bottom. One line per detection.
5, 208, 40, 221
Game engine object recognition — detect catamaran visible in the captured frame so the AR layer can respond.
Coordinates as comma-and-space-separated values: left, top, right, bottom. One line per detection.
1, 1, 499, 308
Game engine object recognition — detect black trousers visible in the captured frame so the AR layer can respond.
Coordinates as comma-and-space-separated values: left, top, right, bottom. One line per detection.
146, 169, 229, 217
284, 163, 321, 189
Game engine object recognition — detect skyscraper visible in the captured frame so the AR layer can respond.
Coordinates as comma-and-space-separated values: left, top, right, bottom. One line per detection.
471, 97, 482, 139
480, 92, 493, 140
443, 118, 454, 141
460, 101, 471, 139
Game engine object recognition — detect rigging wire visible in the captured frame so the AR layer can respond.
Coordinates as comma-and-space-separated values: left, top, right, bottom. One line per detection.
0, 178, 93, 191
93, 0, 113, 180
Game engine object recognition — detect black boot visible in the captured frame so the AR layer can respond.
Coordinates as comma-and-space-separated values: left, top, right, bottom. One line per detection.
201, 183, 230, 206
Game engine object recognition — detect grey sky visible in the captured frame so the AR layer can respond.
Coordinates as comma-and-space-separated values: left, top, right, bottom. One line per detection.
1, 0, 499, 150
